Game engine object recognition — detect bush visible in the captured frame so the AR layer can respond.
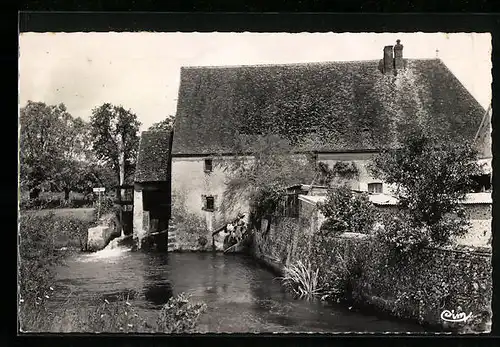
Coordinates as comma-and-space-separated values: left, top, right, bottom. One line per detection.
19, 195, 95, 210
171, 196, 209, 250
317, 185, 377, 236
309, 233, 368, 304
97, 195, 115, 215
374, 213, 431, 261
323, 249, 365, 303
157, 292, 207, 333
369, 128, 481, 247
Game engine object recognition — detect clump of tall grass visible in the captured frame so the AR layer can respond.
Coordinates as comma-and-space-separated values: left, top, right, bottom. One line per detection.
279, 260, 323, 299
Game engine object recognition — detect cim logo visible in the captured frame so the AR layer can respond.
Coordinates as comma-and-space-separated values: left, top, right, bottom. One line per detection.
440, 309, 473, 323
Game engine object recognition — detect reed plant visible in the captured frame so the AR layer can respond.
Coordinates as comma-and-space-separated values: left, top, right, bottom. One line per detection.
279, 260, 323, 299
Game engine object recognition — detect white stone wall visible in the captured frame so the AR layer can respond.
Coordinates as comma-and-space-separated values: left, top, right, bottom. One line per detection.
133, 189, 147, 241
171, 156, 251, 228
454, 203, 492, 247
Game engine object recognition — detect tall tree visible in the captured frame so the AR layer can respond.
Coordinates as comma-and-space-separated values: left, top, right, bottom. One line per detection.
89, 103, 141, 189
52, 117, 96, 200
19, 101, 75, 199
148, 115, 174, 132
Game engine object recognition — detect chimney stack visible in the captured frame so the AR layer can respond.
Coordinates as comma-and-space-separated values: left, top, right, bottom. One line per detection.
394, 39, 404, 70
383, 45, 394, 74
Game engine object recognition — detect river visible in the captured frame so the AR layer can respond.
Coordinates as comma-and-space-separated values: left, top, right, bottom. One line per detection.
49, 243, 430, 333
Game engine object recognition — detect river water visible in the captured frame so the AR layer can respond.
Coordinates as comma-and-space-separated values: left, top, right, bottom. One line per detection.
49, 242, 429, 333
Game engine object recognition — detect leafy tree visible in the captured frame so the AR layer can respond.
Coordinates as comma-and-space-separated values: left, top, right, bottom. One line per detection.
148, 116, 174, 132
318, 185, 377, 235
20, 101, 108, 201
52, 118, 96, 200
369, 128, 482, 245
19, 101, 86, 199
89, 103, 141, 187
218, 134, 317, 226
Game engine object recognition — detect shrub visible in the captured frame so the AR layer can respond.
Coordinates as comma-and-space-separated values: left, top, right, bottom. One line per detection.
171, 195, 209, 250
374, 213, 431, 260
97, 195, 116, 215
309, 233, 368, 303
317, 185, 377, 236
53, 215, 93, 250
369, 128, 481, 247
279, 260, 323, 299
217, 134, 317, 227
157, 292, 207, 333
81, 294, 152, 333
322, 249, 365, 303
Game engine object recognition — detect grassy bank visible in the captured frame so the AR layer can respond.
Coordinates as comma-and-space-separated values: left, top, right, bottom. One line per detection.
19, 291, 207, 333
23, 208, 96, 222
19, 210, 94, 251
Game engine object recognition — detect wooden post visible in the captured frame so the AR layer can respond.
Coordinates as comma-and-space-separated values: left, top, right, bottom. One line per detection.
98, 190, 101, 220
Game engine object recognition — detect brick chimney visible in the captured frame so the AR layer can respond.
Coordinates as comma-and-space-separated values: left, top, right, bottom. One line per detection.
394, 39, 404, 71
382, 45, 394, 74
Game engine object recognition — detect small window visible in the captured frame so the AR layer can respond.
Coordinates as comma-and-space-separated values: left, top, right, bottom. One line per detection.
204, 159, 213, 173
204, 196, 215, 212
368, 183, 383, 194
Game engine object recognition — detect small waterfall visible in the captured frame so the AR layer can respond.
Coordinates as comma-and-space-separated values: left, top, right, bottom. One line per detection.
80, 235, 132, 262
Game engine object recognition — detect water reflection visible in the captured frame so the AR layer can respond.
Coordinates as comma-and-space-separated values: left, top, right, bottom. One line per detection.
141, 252, 172, 307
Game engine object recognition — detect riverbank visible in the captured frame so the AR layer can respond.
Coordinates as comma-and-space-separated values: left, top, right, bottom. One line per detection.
250, 216, 492, 333
17, 211, 207, 333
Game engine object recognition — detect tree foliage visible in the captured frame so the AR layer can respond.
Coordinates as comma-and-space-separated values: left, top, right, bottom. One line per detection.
369, 128, 482, 245
19, 101, 98, 199
316, 161, 359, 186
218, 134, 317, 225
89, 103, 141, 185
148, 116, 174, 133
318, 185, 377, 236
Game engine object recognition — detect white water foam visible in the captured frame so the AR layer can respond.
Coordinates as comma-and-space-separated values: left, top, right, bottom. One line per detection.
78, 236, 132, 262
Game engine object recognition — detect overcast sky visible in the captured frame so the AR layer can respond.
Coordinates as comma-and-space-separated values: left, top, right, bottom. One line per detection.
19, 32, 491, 131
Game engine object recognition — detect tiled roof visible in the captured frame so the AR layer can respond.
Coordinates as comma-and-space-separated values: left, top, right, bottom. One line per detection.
134, 131, 171, 183
173, 59, 486, 155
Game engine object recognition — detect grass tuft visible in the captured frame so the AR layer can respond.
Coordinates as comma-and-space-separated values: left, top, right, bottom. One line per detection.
279, 260, 323, 299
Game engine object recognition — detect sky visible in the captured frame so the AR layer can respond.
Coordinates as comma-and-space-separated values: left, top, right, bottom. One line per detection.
19, 32, 492, 132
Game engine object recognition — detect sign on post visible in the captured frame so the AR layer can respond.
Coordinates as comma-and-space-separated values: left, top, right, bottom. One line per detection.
93, 187, 106, 219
